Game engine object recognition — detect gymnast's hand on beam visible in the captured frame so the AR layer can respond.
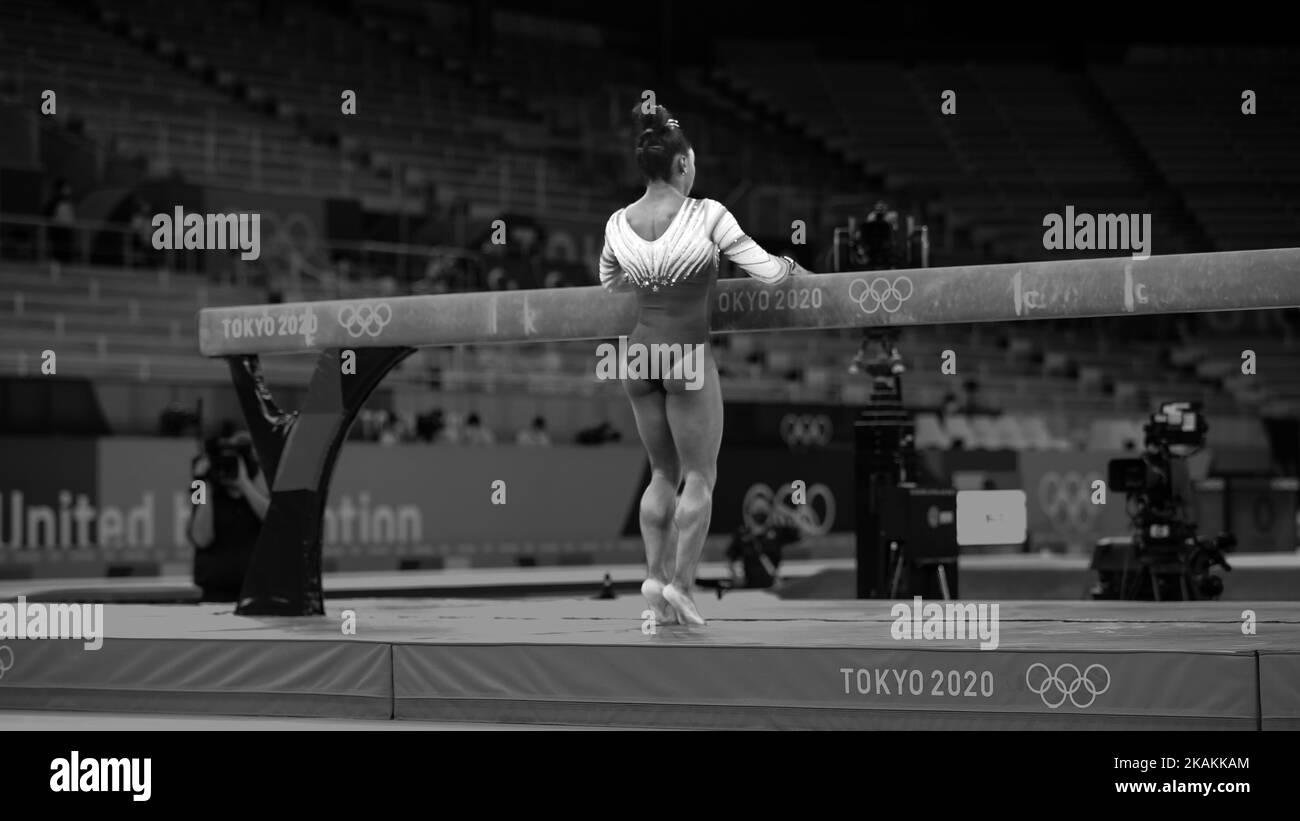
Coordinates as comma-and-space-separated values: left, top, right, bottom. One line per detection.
783, 256, 813, 277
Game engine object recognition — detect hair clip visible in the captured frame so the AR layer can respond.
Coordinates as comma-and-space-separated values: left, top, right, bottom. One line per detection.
666, 118, 680, 129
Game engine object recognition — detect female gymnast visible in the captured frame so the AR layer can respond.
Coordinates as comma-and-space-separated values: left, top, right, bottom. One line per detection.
599, 103, 807, 625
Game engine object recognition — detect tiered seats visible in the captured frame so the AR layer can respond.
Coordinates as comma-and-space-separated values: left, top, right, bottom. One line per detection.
1091, 61, 1300, 251
716, 51, 1300, 261
934, 65, 1192, 259
0, 0, 395, 203
1178, 335, 1300, 418
354, 6, 867, 242
98, 0, 559, 216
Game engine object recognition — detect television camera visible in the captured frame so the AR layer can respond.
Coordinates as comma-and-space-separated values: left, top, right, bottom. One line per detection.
1092, 402, 1234, 601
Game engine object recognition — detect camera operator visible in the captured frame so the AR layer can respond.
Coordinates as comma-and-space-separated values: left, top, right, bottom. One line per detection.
725, 519, 801, 589
188, 428, 270, 602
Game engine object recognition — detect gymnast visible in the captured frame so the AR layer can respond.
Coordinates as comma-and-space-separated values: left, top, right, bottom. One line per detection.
599, 102, 808, 625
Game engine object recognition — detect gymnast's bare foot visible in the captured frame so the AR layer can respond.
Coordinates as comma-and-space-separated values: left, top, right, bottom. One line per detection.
663, 583, 706, 626
642, 579, 678, 624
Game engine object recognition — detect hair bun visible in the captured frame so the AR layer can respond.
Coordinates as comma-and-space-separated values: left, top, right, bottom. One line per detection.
629, 101, 670, 133
629, 101, 690, 182
635, 103, 669, 132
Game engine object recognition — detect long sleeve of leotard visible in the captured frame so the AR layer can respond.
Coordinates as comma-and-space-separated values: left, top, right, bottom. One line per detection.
710, 206, 794, 284
599, 215, 635, 293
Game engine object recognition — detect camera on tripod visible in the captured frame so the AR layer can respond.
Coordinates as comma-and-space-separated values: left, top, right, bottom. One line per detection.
1091, 402, 1234, 601
830, 202, 929, 273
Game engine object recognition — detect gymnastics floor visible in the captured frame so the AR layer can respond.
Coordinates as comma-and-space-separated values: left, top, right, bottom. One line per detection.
7, 552, 1300, 604
1, 592, 1298, 730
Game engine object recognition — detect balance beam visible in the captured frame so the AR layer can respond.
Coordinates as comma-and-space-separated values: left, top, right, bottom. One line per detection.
199, 247, 1300, 357
197, 247, 1300, 615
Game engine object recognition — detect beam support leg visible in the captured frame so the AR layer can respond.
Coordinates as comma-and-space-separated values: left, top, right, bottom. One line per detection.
226, 347, 414, 616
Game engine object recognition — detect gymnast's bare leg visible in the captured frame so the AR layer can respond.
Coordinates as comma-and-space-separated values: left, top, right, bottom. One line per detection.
624, 373, 680, 624
661, 345, 723, 625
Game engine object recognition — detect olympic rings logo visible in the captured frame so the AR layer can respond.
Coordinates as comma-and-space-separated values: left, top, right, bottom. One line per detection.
1025, 662, 1111, 709
849, 276, 913, 314
337, 303, 392, 338
779, 414, 832, 448
0, 645, 13, 680
1037, 470, 1100, 533
742, 482, 836, 536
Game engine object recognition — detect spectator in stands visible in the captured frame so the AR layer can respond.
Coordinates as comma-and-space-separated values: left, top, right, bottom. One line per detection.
423, 254, 456, 293
940, 391, 961, 421
129, 198, 156, 268
436, 411, 465, 444
463, 413, 496, 445
378, 410, 408, 446
961, 379, 982, 414
516, 416, 551, 446
412, 182, 446, 249
44, 178, 76, 263
187, 424, 269, 603
334, 256, 355, 287
415, 409, 445, 442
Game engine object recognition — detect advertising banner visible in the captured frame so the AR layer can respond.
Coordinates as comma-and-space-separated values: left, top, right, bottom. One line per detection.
324, 443, 644, 549
1017, 451, 1131, 552
2, 435, 1289, 576
723, 401, 857, 449
0, 437, 647, 575
706, 445, 856, 536
0, 436, 107, 576
1222, 477, 1298, 551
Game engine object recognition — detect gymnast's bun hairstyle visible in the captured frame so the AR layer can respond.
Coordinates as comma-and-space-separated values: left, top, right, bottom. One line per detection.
633, 103, 690, 181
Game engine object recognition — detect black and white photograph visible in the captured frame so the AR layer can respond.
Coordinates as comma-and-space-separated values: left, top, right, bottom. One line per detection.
0, 0, 1295, 805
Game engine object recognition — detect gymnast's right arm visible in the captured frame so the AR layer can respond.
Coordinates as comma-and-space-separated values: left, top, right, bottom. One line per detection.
710, 204, 803, 284
598, 217, 635, 293
599, 243, 634, 292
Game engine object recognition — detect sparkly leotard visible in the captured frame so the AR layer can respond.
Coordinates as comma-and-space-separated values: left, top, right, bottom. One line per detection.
599, 197, 794, 346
